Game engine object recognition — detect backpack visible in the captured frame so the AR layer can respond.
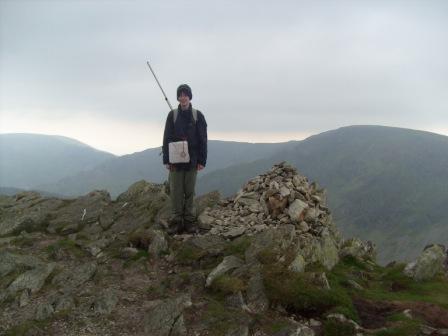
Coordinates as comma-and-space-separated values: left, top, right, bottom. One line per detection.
173, 108, 198, 124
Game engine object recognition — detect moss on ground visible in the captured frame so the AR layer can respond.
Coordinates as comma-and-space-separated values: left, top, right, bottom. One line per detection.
263, 261, 358, 321
261, 252, 448, 330
202, 299, 246, 336
123, 249, 150, 268
210, 275, 246, 296
330, 256, 448, 309
224, 236, 252, 258
174, 244, 207, 265
44, 238, 86, 260
325, 255, 448, 331
373, 320, 421, 336
362, 265, 448, 308
4, 320, 48, 336
323, 319, 356, 336
10, 236, 35, 248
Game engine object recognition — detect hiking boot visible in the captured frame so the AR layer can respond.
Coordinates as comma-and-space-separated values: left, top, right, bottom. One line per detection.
167, 217, 183, 235
183, 219, 198, 234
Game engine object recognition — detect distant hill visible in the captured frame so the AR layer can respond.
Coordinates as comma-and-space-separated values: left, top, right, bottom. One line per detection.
197, 125, 448, 263
0, 187, 25, 196
38, 140, 299, 197
0, 133, 116, 189
0, 186, 65, 198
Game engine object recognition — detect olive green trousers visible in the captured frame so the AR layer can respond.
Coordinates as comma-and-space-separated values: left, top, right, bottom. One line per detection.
169, 168, 197, 222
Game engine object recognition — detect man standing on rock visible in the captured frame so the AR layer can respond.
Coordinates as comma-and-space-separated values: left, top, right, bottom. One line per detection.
162, 84, 207, 234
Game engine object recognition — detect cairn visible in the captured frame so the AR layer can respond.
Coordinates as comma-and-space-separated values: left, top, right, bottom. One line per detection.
199, 162, 335, 239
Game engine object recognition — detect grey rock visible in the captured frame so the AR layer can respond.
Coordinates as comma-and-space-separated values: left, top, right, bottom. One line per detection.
148, 230, 168, 257
327, 313, 362, 331
273, 325, 314, 336
53, 294, 75, 312
47, 190, 111, 234
35, 302, 55, 321
299, 234, 339, 271
319, 234, 339, 270
143, 293, 192, 336
288, 199, 309, 223
297, 221, 310, 233
347, 279, 363, 290
85, 237, 111, 257
311, 195, 322, 203
80, 221, 104, 236
308, 319, 322, 327
279, 186, 291, 197
120, 247, 139, 259
0, 193, 64, 236
198, 213, 215, 230
52, 261, 97, 290
19, 289, 31, 307
296, 326, 315, 336
225, 291, 247, 310
222, 227, 246, 239
93, 289, 119, 314
194, 190, 221, 214
240, 192, 259, 200
402, 309, 413, 319
289, 254, 306, 273
339, 238, 376, 261
226, 325, 250, 336
245, 225, 296, 263
419, 325, 437, 335
304, 207, 322, 223
171, 314, 188, 336
253, 224, 268, 232
0, 236, 15, 246
7, 263, 55, 295
189, 235, 227, 254
206, 256, 244, 287
237, 197, 263, 213
0, 251, 44, 277
404, 244, 446, 281
246, 266, 269, 313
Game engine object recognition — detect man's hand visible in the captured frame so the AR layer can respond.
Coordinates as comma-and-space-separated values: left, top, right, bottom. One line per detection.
165, 164, 171, 170
197, 164, 204, 171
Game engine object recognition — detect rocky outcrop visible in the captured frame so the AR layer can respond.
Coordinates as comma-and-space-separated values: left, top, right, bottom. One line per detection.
0, 251, 45, 277
6, 263, 55, 295
46, 190, 111, 234
339, 238, 376, 261
0, 192, 64, 236
404, 244, 447, 281
143, 294, 192, 336
5, 162, 448, 335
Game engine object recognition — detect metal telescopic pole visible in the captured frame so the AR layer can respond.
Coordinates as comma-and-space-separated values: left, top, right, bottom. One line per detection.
146, 61, 174, 111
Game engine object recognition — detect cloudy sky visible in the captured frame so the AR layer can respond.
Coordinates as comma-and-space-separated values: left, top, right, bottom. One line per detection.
1, 0, 447, 155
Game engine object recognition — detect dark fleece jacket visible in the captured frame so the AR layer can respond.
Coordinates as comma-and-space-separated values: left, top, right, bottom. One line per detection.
162, 104, 207, 171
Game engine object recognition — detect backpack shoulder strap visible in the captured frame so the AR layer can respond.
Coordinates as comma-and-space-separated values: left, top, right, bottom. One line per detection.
173, 108, 197, 123
172, 108, 178, 124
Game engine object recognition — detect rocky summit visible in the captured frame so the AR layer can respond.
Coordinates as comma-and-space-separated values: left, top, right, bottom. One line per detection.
1, 162, 448, 336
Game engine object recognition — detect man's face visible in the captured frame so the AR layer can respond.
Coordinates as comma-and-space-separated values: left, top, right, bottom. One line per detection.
178, 92, 190, 109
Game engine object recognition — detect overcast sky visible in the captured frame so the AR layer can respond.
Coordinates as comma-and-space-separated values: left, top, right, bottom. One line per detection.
1, 0, 447, 155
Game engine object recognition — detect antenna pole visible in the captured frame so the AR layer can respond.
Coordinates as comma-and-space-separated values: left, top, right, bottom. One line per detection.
146, 61, 173, 110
